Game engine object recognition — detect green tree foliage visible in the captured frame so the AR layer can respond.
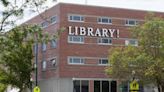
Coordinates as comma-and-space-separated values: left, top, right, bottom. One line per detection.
106, 15, 164, 92
0, 0, 56, 31
0, 25, 48, 92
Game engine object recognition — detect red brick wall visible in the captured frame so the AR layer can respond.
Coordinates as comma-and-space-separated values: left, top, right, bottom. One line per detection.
26, 3, 164, 80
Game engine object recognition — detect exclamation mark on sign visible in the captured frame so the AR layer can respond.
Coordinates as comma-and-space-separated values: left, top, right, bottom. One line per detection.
117, 29, 119, 38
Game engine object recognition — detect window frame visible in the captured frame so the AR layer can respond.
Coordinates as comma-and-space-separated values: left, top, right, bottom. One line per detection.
51, 39, 57, 48
68, 57, 85, 65
98, 38, 112, 45
125, 39, 138, 46
97, 17, 112, 24
50, 16, 57, 24
98, 58, 109, 66
68, 36, 84, 44
41, 42, 47, 52
73, 80, 89, 92
125, 19, 138, 26
41, 60, 47, 71
94, 80, 110, 92
41, 21, 48, 28
68, 14, 84, 22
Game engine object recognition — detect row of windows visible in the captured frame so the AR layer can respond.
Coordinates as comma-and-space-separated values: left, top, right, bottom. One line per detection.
41, 16, 57, 28
68, 57, 109, 65
68, 36, 138, 46
41, 40, 57, 52
73, 80, 117, 92
41, 58, 57, 71
68, 14, 140, 26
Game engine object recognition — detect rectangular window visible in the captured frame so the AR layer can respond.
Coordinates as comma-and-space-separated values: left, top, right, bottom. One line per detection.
98, 38, 112, 45
98, 17, 112, 24
73, 80, 89, 92
50, 16, 57, 24
51, 39, 57, 48
68, 57, 85, 65
68, 36, 84, 43
125, 39, 138, 46
99, 58, 109, 65
41, 21, 48, 28
125, 19, 138, 26
41, 60, 47, 71
68, 14, 84, 22
94, 81, 111, 92
42, 42, 46, 51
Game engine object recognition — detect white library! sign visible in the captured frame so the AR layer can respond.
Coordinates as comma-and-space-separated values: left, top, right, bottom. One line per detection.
68, 26, 120, 38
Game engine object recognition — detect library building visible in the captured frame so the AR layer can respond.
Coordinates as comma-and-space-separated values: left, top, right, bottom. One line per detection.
26, 3, 164, 92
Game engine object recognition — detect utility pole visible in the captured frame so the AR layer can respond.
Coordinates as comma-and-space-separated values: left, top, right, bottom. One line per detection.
35, 34, 38, 86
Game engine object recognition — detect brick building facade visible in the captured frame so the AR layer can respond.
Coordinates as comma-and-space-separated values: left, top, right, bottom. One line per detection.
26, 3, 164, 92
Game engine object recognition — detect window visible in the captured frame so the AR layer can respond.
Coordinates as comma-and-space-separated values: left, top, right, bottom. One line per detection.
98, 17, 112, 24
99, 58, 109, 65
125, 19, 138, 26
94, 81, 110, 92
42, 42, 46, 51
42, 61, 47, 71
68, 36, 84, 43
50, 58, 57, 67
51, 40, 57, 48
68, 14, 84, 22
98, 38, 112, 45
73, 80, 89, 92
50, 16, 57, 24
125, 39, 138, 46
41, 21, 48, 28
68, 57, 84, 65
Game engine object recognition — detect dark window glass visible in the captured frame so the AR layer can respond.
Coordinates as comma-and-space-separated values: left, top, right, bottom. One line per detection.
82, 80, 89, 92
41, 21, 48, 28
99, 59, 108, 65
129, 20, 135, 25
94, 81, 100, 92
102, 39, 109, 43
111, 81, 117, 92
74, 80, 80, 92
102, 81, 109, 92
50, 16, 56, 24
102, 18, 109, 23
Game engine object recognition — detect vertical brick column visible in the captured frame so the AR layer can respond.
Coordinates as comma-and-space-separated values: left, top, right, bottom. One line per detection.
89, 80, 94, 92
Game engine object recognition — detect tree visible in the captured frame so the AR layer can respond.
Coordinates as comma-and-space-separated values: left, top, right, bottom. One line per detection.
0, 25, 51, 92
106, 15, 164, 92
0, 0, 56, 31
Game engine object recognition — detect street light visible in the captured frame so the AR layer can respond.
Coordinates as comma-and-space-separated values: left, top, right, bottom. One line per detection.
34, 34, 38, 87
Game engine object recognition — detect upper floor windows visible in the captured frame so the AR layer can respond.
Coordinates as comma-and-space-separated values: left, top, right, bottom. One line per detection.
68, 57, 85, 65
68, 14, 84, 22
98, 58, 109, 65
41, 60, 47, 71
125, 19, 138, 26
125, 39, 138, 46
68, 36, 84, 43
41, 21, 48, 28
40, 15, 57, 28
51, 39, 57, 48
50, 16, 57, 24
98, 17, 112, 24
98, 38, 112, 45
42, 42, 46, 51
